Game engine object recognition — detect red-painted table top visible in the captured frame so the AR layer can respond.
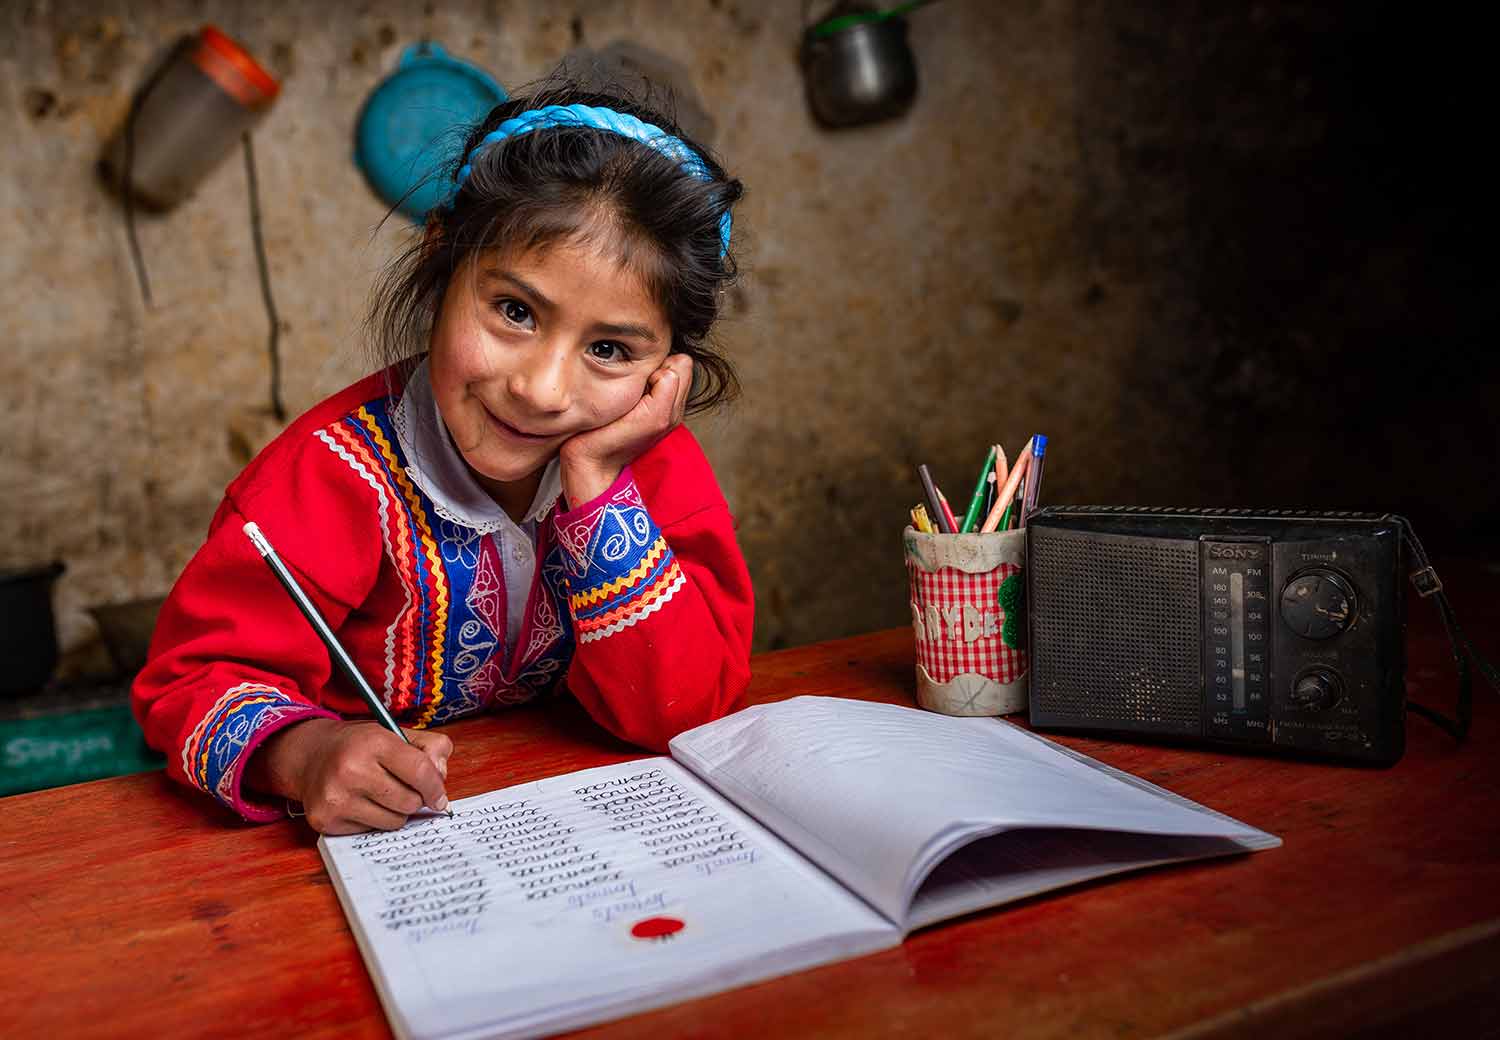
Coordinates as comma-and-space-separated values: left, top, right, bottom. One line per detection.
2, 564, 1497, 1038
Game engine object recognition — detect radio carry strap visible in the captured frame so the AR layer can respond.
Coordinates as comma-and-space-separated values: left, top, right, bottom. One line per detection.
1396, 515, 1500, 741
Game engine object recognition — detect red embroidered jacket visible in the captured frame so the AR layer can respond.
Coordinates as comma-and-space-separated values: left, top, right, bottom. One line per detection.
131, 368, 754, 822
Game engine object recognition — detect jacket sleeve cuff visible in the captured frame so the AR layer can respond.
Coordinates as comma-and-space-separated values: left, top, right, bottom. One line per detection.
180, 682, 340, 823
551, 468, 686, 645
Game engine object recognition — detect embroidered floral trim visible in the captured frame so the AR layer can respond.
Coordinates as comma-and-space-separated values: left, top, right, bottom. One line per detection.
181, 682, 322, 813
569, 536, 670, 610
556, 476, 685, 643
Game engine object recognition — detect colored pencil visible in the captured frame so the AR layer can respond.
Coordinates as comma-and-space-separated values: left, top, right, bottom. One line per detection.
1000, 476, 1023, 530
916, 464, 953, 533
979, 437, 1032, 533
935, 488, 961, 536
959, 446, 997, 533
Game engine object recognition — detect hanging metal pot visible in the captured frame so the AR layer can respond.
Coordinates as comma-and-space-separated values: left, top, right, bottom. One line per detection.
799, 2, 920, 128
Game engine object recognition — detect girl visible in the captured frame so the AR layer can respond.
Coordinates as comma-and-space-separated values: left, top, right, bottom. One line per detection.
131, 82, 754, 835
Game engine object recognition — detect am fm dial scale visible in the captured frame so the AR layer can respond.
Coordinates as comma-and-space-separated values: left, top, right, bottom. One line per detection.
1200, 540, 1271, 742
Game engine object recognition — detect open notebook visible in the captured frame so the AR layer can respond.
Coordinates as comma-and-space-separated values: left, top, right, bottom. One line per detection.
319, 696, 1280, 1040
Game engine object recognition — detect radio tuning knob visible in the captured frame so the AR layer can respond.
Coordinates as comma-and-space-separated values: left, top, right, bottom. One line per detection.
1290, 668, 1343, 711
1279, 569, 1357, 639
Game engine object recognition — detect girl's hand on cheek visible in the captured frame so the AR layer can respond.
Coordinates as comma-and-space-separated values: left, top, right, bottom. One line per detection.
559, 354, 693, 506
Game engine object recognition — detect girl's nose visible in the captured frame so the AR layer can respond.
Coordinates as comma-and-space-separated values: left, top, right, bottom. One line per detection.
507, 341, 572, 415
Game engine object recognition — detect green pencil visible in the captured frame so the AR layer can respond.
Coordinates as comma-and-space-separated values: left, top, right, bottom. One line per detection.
999, 476, 1025, 530
959, 446, 997, 533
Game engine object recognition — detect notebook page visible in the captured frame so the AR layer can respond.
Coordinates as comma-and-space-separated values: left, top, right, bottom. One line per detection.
319, 756, 896, 1040
905, 828, 1260, 931
669, 697, 1279, 929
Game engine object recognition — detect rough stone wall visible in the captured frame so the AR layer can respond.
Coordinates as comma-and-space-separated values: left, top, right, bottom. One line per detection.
1, 0, 1492, 674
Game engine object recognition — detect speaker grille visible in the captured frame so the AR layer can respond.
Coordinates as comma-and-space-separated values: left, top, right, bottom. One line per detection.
1029, 528, 1201, 733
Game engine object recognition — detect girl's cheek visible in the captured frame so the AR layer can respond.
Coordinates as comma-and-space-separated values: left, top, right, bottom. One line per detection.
602, 379, 650, 423
449, 329, 489, 373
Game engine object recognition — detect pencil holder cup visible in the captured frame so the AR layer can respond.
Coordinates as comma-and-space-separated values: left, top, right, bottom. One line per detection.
904, 527, 1028, 716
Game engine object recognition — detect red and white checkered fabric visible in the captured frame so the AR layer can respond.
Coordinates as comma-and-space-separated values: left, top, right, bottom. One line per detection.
907, 560, 1025, 684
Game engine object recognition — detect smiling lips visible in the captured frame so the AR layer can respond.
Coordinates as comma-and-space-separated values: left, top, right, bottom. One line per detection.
486, 408, 556, 443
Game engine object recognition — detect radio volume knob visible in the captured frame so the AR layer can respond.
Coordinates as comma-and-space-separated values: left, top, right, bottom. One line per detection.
1279, 569, 1356, 639
1290, 668, 1343, 711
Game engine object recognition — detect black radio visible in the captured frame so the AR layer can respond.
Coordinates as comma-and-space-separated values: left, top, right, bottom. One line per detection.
1025, 507, 1409, 764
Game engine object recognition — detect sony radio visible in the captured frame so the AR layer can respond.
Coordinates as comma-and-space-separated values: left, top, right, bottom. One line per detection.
1024, 507, 1409, 764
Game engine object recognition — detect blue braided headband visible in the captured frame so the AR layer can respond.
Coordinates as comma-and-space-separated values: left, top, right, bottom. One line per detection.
449, 103, 732, 257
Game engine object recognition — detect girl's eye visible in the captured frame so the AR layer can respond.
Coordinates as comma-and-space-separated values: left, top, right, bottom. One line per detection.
587, 341, 630, 364
496, 299, 533, 328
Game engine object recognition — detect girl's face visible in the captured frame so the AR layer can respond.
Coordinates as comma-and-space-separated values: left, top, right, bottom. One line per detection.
428, 238, 672, 509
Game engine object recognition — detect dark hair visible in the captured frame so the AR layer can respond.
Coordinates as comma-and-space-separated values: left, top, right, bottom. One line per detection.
366, 79, 744, 413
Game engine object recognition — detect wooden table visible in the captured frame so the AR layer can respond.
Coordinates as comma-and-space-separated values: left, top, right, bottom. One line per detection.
3, 565, 1498, 1039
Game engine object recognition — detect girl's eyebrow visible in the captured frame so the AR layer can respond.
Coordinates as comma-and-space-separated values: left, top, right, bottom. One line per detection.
481, 267, 660, 344
481, 269, 553, 309
591, 320, 660, 344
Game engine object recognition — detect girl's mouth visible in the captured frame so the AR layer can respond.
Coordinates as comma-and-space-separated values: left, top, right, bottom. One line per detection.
487, 409, 555, 443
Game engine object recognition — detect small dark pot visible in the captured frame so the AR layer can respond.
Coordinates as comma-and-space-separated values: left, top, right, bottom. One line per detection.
800, 17, 919, 128
0, 561, 66, 694
90, 595, 166, 679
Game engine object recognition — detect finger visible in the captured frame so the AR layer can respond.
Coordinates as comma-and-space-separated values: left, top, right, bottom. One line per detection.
667, 356, 693, 422
620, 371, 677, 437
406, 728, 453, 779
342, 796, 412, 834
373, 740, 450, 813
307, 795, 409, 835
659, 352, 693, 389
355, 766, 425, 818
644, 365, 677, 403
643, 360, 690, 426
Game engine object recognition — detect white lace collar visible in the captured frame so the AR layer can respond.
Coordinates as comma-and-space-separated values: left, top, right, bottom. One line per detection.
390, 360, 562, 535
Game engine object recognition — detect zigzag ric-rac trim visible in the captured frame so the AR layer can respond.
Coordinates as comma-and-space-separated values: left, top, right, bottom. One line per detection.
356, 406, 448, 727
569, 536, 669, 610
576, 561, 685, 643
333, 417, 426, 708
317, 425, 413, 707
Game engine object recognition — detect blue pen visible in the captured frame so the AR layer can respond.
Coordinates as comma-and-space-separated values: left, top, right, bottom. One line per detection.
1019, 434, 1047, 527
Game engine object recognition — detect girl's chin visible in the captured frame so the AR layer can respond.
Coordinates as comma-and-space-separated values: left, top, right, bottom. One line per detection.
459, 445, 559, 487
469, 459, 552, 486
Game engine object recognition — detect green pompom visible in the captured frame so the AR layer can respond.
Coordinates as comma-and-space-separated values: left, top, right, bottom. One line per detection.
997, 572, 1026, 649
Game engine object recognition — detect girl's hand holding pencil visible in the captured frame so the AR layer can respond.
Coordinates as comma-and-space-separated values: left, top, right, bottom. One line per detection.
246, 718, 452, 835
242, 521, 455, 834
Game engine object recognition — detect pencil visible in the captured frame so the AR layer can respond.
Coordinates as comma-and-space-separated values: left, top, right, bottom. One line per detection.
935, 487, 961, 536
917, 464, 954, 533
242, 522, 453, 818
982, 443, 1005, 520
959, 446, 997, 533
979, 437, 1032, 533
1000, 476, 1023, 530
